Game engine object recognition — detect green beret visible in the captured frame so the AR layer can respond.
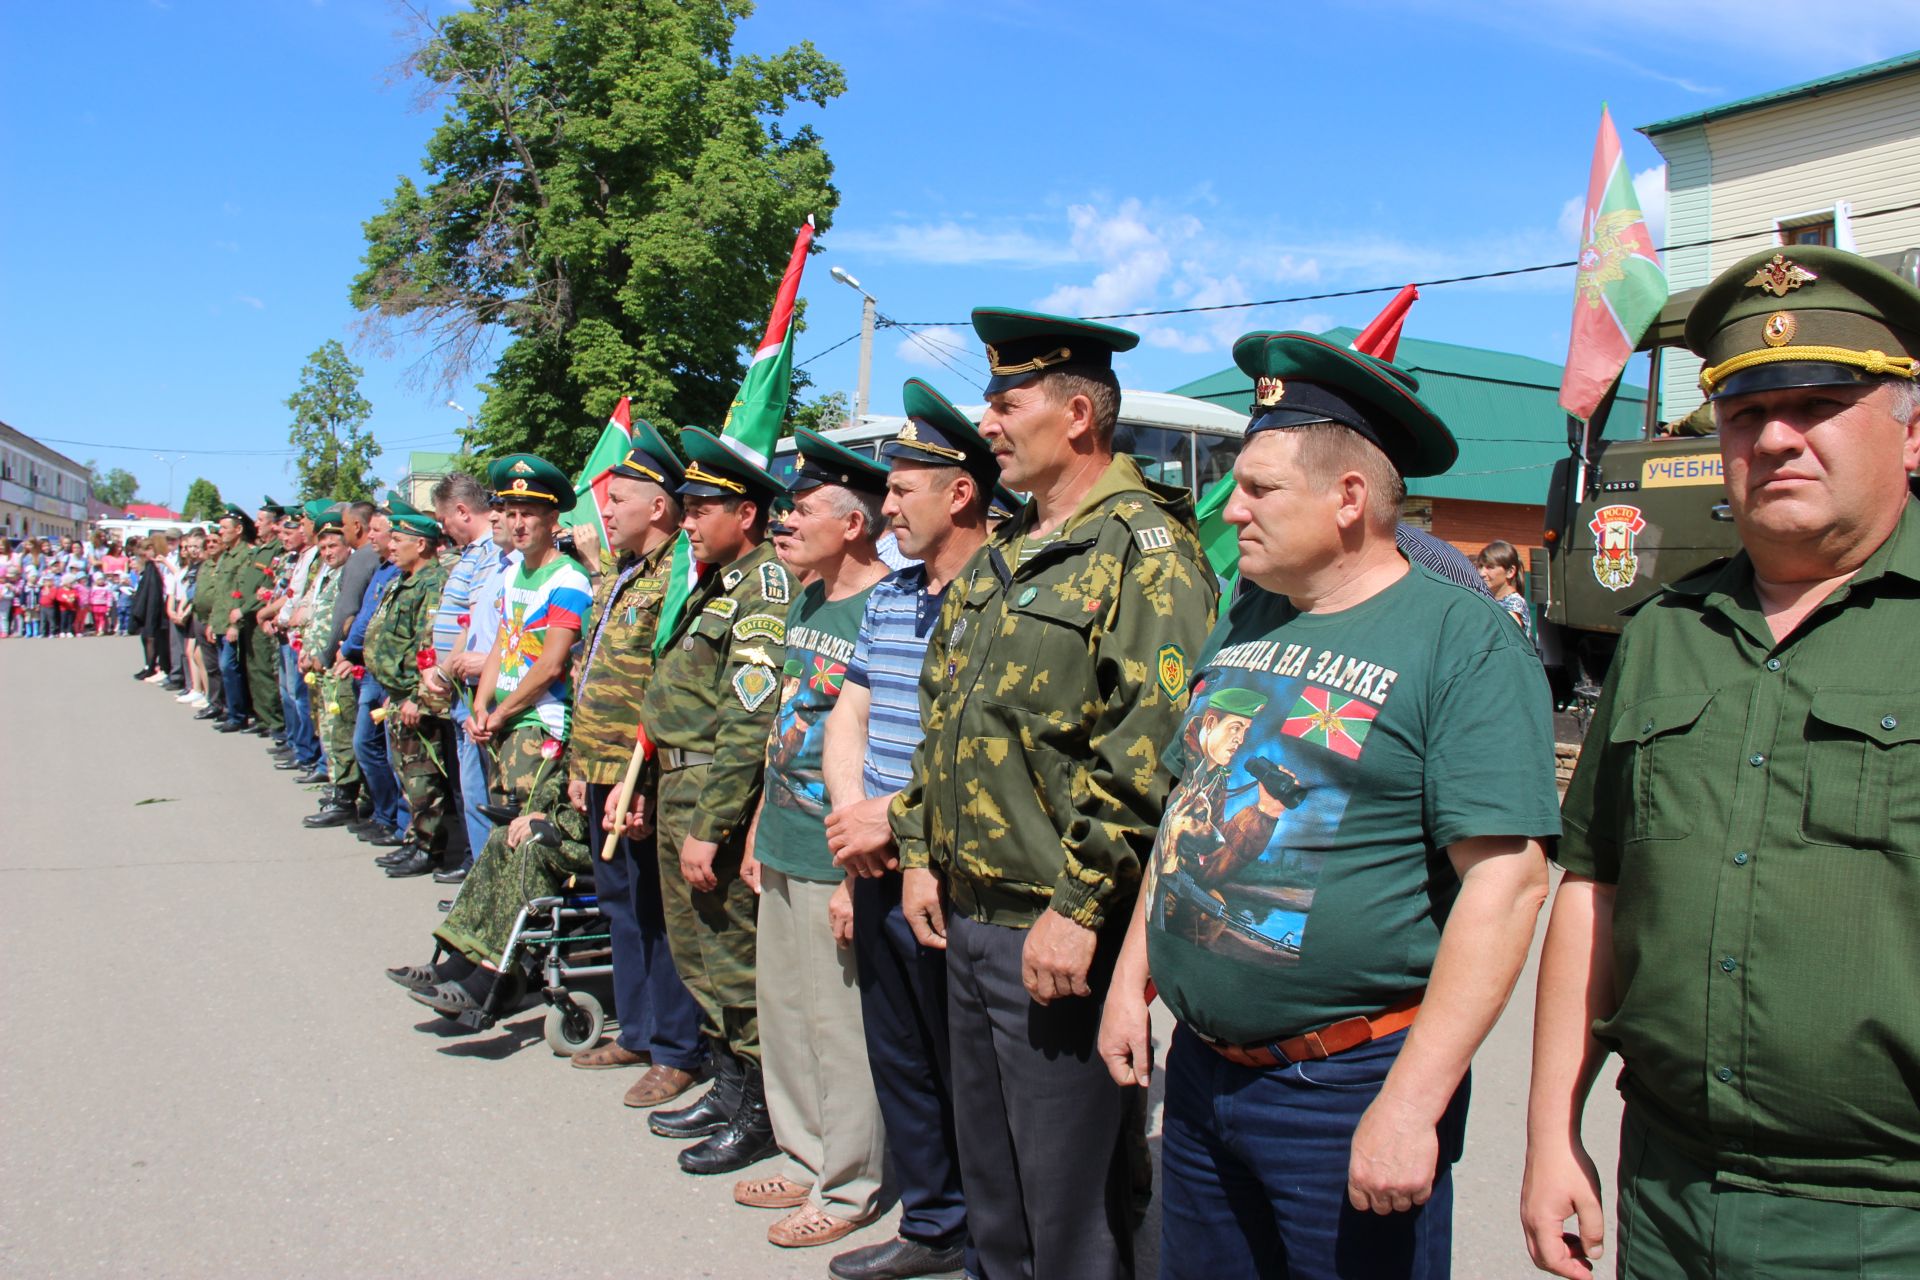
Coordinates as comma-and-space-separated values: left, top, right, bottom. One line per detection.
789, 426, 889, 496
1205, 687, 1269, 720
676, 428, 783, 501
1685, 246, 1920, 401
487, 453, 572, 506
971, 307, 1139, 395
607, 418, 687, 488
1231, 330, 1458, 478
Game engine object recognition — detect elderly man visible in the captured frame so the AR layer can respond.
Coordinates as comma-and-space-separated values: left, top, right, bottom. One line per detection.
820, 378, 996, 1280
736, 428, 892, 1250
895, 309, 1219, 1278
1100, 331, 1560, 1279
1524, 249, 1920, 1279
562, 427, 705, 1113
368, 508, 455, 879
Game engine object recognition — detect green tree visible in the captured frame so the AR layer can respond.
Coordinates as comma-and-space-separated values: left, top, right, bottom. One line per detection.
286, 340, 380, 501
181, 477, 223, 522
786, 388, 849, 436
352, 0, 844, 465
85, 461, 139, 509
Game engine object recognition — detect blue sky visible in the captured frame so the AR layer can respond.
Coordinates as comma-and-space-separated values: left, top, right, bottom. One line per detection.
1, 1, 1911, 508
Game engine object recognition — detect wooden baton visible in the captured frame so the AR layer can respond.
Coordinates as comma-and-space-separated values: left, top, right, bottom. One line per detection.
600, 725, 650, 861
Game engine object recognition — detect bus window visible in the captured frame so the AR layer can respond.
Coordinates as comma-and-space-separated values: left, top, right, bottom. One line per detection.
1118, 424, 1190, 491
1194, 432, 1242, 491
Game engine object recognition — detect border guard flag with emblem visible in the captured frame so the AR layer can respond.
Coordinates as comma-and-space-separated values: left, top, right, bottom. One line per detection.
654, 216, 817, 653
561, 395, 635, 547
1192, 287, 1422, 586
1558, 105, 1668, 421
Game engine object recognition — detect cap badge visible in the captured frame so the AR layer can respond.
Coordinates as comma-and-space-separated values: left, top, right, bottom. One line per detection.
509, 460, 534, 475
898, 422, 919, 442
510, 479, 529, 493
1255, 377, 1285, 408
1746, 254, 1818, 298
1762, 311, 1797, 347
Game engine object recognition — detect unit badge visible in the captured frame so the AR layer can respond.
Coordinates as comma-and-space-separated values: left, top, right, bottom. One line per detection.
1157, 644, 1188, 701
1762, 311, 1797, 347
1746, 254, 1817, 298
759, 562, 790, 605
732, 663, 778, 712
1255, 376, 1285, 407
1589, 503, 1648, 592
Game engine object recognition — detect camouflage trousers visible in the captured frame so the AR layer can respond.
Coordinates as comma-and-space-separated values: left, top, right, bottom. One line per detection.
655, 762, 760, 1062
492, 720, 556, 810
244, 623, 284, 734
388, 713, 455, 859
318, 674, 361, 789
434, 815, 591, 967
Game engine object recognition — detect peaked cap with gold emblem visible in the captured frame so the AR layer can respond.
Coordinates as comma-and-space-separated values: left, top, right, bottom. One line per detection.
1685, 245, 1920, 401
889, 377, 999, 484
487, 453, 572, 506
971, 307, 1140, 395
675, 427, 783, 502
607, 418, 687, 489
788, 426, 889, 496
1231, 330, 1458, 477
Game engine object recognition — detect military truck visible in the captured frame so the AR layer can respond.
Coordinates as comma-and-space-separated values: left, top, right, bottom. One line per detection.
1533, 248, 1920, 709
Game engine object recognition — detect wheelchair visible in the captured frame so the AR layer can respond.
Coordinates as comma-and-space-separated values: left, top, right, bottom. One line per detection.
443, 819, 619, 1054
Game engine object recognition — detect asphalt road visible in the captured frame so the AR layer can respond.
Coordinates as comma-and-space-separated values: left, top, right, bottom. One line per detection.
0, 636, 1621, 1278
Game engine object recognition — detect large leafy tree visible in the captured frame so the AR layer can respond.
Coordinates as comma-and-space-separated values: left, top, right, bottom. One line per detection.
286, 340, 380, 501
85, 461, 139, 509
181, 478, 223, 522
351, 0, 844, 465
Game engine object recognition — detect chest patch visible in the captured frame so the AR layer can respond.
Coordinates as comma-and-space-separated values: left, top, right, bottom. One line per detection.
759, 562, 790, 605
734, 613, 785, 643
702, 597, 739, 620
732, 663, 778, 712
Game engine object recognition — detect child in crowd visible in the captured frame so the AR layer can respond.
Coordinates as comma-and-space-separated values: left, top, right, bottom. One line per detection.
38, 577, 58, 637
115, 572, 135, 635
55, 575, 79, 636
0, 578, 13, 637
88, 573, 111, 635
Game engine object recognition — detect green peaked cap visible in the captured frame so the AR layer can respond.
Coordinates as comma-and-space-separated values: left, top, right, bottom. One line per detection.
389, 510, 442, 539
676, 427, 783, 500
789, 426, 889, 495
972, 307, 1140, 395
607, 418, 687, 488
891, 378, 999, 483
487, 453, 571, 506
1232, 330, 1457, 478
385, 490, 426, 518
1685, 245, 1920, 401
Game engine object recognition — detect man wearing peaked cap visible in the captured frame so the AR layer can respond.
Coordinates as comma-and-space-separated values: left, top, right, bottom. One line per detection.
816, 376, 998, 1280
1099, 328, 1560, 1277
892, 312, 1218, 1277
487, 453, 574, 508
1528, 248, 1920, 1279
636, 424, 794, 1177
562, 418, 706, 1111
744, 424, 893, 1245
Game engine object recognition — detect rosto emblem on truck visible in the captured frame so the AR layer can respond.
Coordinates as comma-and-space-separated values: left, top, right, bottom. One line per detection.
1590, 504, 1647, 592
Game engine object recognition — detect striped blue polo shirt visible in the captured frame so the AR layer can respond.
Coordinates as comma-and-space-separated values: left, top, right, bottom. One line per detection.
845, 563, 945, 798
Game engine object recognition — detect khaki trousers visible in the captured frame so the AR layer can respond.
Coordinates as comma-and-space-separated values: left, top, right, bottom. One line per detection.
757, 865, 887, 1220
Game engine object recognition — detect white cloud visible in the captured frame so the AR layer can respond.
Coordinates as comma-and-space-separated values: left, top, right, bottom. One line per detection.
829, 222, 1076, 268
235, 294, 265, 310
1557, 163, 1669, 252
894, 325, 973, 370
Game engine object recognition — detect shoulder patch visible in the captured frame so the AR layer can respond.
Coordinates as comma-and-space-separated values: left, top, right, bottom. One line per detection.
1156, 644, 1187, 700
1135, 526, 1174, 554
732, 663, 778, 713
1116, 499, 1145, 520
702, 597, 739, 620
759, 561, 790, 605
735, 643, 778, 668
733, 613, 785, 643
722, 568, 745, 590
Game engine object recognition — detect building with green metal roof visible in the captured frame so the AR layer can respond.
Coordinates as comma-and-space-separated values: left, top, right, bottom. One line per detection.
1168, 327, 1648, 551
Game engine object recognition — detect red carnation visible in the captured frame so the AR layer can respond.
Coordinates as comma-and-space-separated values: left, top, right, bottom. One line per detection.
415, 648, 438, 672
457, 613, 471, 628
351, 664, 365, 680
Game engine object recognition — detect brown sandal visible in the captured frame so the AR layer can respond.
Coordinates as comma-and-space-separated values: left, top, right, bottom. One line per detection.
767, 1203, 869, 1249
734, 1174, 813, 1209
623, 1064, 699, 1108
571, 1042, 649, 1070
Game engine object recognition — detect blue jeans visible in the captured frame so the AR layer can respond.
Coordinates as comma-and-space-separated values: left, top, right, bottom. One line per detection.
1159, 1025, 1468, 1280
278, 644, 321, 767
353, 674, 406, 833
218, 636, 250, 725
450, 700, 492, 869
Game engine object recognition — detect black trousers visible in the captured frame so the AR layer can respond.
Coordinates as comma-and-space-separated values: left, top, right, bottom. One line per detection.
945, 912, 1134, 1280
197, 627, 226, 716
852, 873, 970, 1255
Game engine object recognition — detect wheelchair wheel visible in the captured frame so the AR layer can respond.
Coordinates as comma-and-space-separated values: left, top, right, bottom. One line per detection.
544, 991, 604, 1056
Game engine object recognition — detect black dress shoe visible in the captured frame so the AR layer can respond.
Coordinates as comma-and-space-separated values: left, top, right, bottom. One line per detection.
194, 708, 218, 721
385, 848, 436, 878
477, 803, 519, 825
295, 767, 329, 786
369, 827, 406, 848
216, 721, 248, 733
375, 844, 415, 867
303, 803, 356, 829
274, 758, 305, 771
251, 725, 271, 738
829, 1237, 968, 1280
432, 867, 467, 885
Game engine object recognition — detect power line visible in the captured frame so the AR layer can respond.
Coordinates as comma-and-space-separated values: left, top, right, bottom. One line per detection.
886, 199, 1920, 328
795, 330, 863, 369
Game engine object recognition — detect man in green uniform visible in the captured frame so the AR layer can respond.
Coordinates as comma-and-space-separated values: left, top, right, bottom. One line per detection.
893, 308, 1219, 1278
239, 499, 286, 743
637, 426, 791, 1177
1525, 246, 1920, 1279
562, 426, 706, 1113
369, 506, 455, 879
191, 515, 231, 724
212, 505, 263, 733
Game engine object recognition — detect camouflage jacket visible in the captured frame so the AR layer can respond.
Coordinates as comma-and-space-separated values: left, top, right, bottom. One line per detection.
570, 539, 675, 785
637, 540, 791, 845
299, 561, 341, 655
891, 455, 1218, 931
366, 560, 449, 701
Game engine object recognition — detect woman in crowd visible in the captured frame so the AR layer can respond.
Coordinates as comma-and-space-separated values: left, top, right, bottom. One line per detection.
1475, 539, 1533, 640
130, 537, 172, 678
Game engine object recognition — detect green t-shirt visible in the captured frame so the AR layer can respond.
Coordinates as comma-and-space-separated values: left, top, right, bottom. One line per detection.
1145, 563, 1561, 1046
755, 581, 875, 882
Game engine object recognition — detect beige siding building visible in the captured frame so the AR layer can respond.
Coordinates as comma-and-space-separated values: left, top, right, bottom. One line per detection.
1, 421, 91, 543
1643, 52, 1920, 417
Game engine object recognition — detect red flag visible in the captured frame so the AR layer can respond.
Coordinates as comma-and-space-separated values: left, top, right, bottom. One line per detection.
1559, 106, 1668, 421
1351, 285, 1418, 361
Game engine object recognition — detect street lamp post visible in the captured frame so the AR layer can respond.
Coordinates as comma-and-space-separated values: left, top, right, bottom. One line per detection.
829, 266, 876, 424
153, 452, 185, 512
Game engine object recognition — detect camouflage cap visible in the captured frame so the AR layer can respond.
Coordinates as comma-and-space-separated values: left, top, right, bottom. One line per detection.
1686, 245, 1920, 401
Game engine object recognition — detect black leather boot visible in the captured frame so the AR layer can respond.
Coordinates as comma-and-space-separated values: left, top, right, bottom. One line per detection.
304, 784, 359, 829
648, 1043, 735, 1140
677, 1056, 777, 1175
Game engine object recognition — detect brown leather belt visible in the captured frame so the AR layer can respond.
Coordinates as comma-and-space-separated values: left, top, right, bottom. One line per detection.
1196, 991, 1424, 1069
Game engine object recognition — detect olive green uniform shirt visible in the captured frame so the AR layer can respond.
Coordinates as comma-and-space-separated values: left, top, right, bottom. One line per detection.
637, 540, 790, 845
891, 455, 1219, 931
234, 538, 281, 621
1561, 498, 1920, 1206
367, 560, 450, 701
569, 540, 674, 785
192, 546, 230, 626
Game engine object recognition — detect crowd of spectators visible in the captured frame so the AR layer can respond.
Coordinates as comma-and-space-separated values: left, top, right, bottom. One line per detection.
0, 533, 143, 639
